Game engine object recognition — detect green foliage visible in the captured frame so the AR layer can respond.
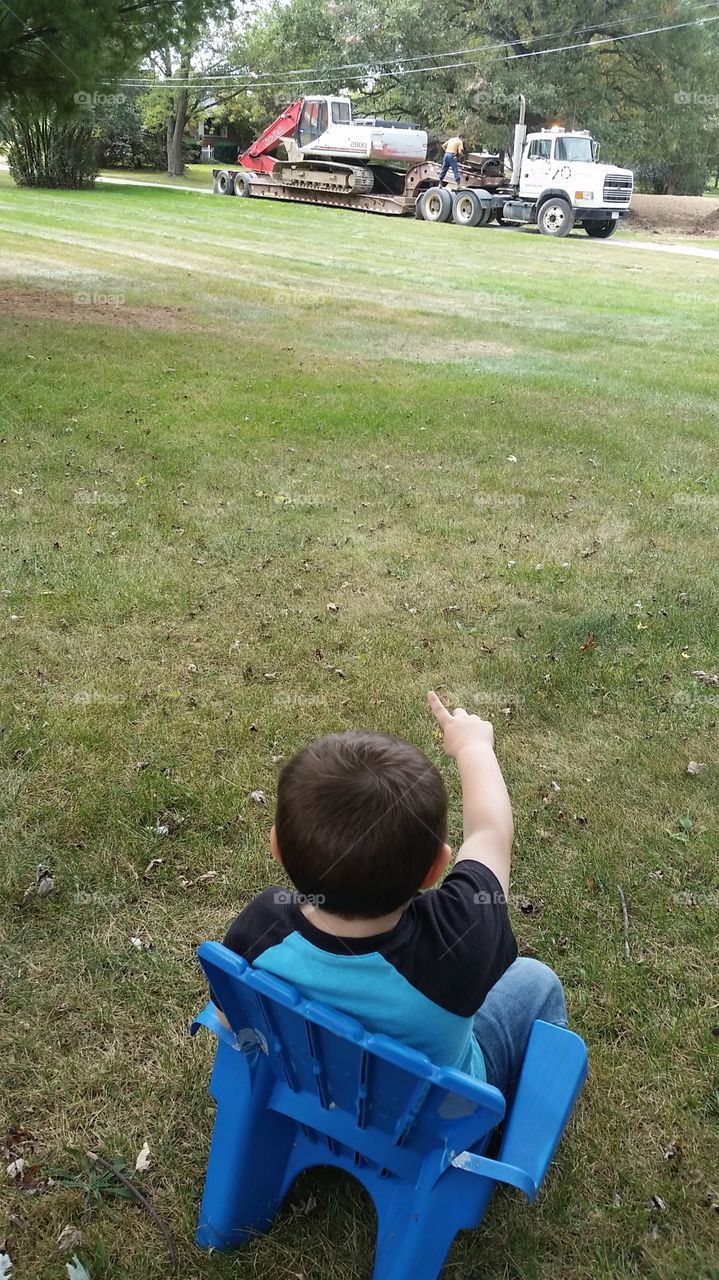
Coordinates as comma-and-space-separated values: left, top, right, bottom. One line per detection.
211, 139, 239, 161
6, 105, 99, 187
0, 0, 210, 109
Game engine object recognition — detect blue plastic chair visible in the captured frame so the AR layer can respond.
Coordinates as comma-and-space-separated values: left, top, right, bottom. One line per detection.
191, 941, 588, 1279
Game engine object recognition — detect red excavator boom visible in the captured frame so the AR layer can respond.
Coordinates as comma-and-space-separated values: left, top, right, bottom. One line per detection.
239, 99, 303, 173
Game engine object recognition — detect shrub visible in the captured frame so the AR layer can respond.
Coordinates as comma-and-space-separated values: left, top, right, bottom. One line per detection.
7, 106, 98, 188
212, 141, 240, 164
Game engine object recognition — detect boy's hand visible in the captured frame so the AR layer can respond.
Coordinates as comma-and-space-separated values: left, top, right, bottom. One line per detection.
428, 691, 494, 758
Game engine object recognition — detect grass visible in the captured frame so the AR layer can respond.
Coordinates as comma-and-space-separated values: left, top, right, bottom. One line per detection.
0, 174, 718, 1280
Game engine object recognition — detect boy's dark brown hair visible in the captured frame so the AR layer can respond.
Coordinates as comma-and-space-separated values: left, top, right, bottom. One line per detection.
275, 731, 448, 919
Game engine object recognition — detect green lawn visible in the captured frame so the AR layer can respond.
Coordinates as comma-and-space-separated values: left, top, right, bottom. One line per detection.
1, 175, 718, 1280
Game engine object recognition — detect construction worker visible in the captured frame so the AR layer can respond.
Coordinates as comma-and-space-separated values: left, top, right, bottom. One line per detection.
438, 133, 465, 186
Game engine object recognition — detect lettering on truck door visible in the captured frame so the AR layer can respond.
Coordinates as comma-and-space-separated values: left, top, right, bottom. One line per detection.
522, 138, 552, 198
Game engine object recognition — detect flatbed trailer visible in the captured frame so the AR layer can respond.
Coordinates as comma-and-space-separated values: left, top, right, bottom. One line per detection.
212, 161, 506, 217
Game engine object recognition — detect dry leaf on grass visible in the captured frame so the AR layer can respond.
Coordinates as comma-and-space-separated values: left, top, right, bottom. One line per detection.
143, 858, 164, 880
23, 866, 55, 900
693, 670, 719, 688
130, 932, 152, 951
135, 1142, 151, 1173
250, 790, 266, 805
326, 602, 339, 613
57, 1225, 83, 1255
686, 761, 706, 777
179, 871, 218, 891
580, 631, 596, 652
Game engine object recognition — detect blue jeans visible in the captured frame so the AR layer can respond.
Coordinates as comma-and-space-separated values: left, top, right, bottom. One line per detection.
438, 152, 461, 184
473, 958, 568, 1100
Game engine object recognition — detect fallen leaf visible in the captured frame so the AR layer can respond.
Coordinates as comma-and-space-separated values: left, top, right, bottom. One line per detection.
326, 602, 339, 613
506, 454, 517, 463
6, 1158, 26, 1180
250, 790, 266, 805
686, 761, 706, 777
143, 858, 164, 880
0, 1248, 12, 1278
23, 866, 55, 901
135, 1141, 151, 1173
580, 631, 596, 652
134, 760, 149, 772
541, 781, 561, 807
520, 898, 544, 916
130, 932, 152, 951
650, 1194, 667, 1213
187, 662, 198, 674
693, 670, 719, 688
57, 1225, 83, 1255
179, 871, 218, 890
663, 1139, 684, 1164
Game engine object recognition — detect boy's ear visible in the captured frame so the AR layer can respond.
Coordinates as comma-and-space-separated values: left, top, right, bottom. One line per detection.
419, 842, 452, 890
270, 824, 283, 867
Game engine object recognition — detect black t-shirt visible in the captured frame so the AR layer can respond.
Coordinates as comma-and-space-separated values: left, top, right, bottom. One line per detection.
223, 859, 517, 1078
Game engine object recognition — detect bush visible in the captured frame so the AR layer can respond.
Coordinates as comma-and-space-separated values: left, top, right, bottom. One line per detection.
634, 159, 709, 196
7, 106, 98, 188
212, 141, 240, 164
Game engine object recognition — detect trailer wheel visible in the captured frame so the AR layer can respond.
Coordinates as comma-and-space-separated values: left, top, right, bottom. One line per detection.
233, 171, 252, 197
584, 219, 618, 238
537, 197, 574, 237
451, 190, 483, 227
420, 186, 453, 223
414, 194, 426, 220
215, 170, 233, 196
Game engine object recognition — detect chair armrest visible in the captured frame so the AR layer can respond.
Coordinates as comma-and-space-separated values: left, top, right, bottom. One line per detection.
496, 1020, 588, 1202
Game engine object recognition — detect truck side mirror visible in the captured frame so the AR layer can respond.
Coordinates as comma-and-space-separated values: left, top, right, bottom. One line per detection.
592, 141, 600, 161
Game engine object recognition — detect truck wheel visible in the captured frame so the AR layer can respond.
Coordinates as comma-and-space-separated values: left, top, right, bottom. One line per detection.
451, 190, 483, 227
214, 170, 233, 195
414, 193, 426, 219
233, 171, 252, 197
420, 187, 453, 223
537, 197, 574, 237
584, 220, 618, 238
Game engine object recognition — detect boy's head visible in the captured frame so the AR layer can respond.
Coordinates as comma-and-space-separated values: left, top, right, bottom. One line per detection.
273, 731, 449, 919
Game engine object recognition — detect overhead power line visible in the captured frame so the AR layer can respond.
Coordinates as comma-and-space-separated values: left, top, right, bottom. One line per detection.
117, 4, 719, 92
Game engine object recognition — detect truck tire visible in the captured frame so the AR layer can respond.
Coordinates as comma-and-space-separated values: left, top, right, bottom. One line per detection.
215, 170, 233, 195
584, 219, 618, 238
233, 171, 252, 197
420, 186, 453, 223
451, 190, 484, 227
537, 196, 574, 237
414, 193, 426, 219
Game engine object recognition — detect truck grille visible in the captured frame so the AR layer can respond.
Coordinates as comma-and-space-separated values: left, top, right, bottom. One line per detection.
603, 175, 633, 203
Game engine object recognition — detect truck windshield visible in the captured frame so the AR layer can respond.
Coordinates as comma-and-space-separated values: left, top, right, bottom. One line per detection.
554, 137, 594, 163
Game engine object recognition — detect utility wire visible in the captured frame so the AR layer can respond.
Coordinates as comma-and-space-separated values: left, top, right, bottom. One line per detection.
117, 0, 719, 89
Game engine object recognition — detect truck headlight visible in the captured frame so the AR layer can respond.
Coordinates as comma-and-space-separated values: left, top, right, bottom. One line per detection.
574, 190, 594, 201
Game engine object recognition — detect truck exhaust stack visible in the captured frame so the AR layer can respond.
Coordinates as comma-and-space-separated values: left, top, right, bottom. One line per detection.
511, 95, 527, 186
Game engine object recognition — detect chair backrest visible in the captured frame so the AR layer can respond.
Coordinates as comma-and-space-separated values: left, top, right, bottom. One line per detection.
198, 942, 506, 1184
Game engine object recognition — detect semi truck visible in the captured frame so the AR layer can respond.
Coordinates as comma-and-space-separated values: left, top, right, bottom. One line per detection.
213, 94, 633, 238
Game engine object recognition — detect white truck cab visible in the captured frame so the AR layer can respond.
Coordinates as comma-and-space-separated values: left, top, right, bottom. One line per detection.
504, 113, 633, 237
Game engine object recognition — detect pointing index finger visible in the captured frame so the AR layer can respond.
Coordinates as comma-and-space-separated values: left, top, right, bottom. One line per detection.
427, 690, 453, 728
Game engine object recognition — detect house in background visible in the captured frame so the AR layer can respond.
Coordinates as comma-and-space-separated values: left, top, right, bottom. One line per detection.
189, 115, 251, 163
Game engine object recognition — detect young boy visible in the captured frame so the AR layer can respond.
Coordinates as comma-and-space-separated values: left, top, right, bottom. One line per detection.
219, 691, 567, 1099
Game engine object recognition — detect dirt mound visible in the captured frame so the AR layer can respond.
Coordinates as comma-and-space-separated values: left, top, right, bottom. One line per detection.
628, 193, 719, 236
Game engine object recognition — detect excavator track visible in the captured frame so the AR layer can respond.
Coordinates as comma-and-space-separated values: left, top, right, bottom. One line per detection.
272, 160, 375, 195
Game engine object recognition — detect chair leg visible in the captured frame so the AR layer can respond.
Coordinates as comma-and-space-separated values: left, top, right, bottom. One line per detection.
197, 1049, 296, 1250
372, 1187, 460, 1280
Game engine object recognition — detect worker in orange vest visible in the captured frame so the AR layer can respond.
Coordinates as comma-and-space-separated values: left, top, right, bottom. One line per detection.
438, 134, 465, 186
